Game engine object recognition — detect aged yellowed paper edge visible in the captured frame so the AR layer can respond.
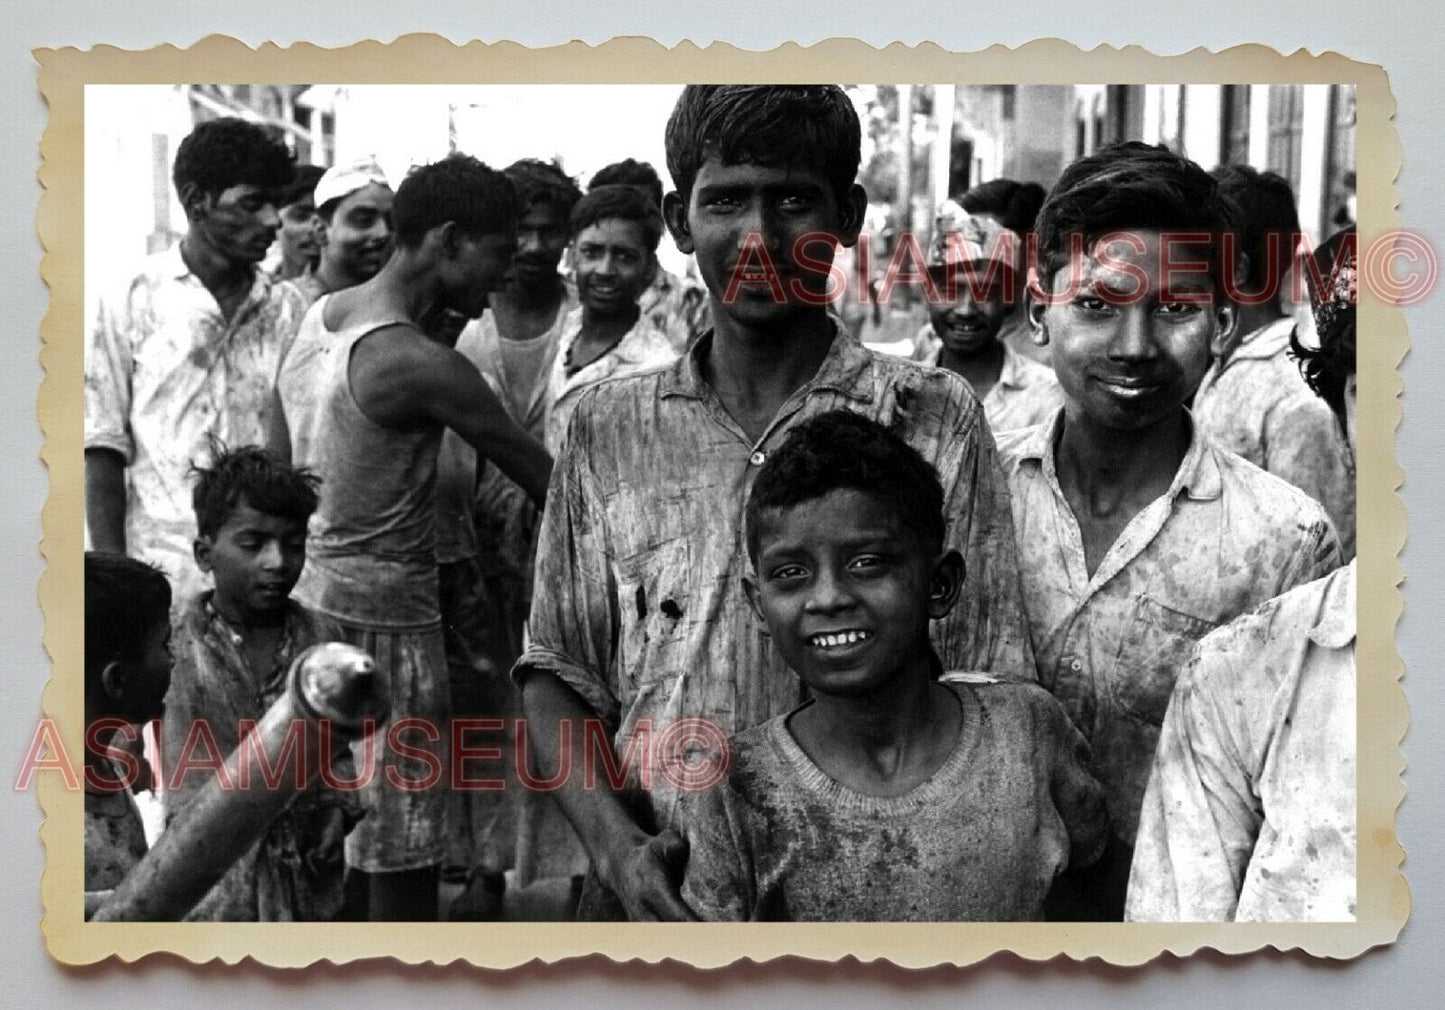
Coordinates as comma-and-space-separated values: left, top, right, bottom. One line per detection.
34, 34, 1409, 969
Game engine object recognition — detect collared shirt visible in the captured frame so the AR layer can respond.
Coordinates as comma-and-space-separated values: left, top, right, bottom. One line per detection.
161, 593, 359, 921
1192, 316, 1356, 557
918, 331, 1065, 434
997, 410, 1342, 845
84, 244, 308, 598
543, 306, 680, 454
517, 323, 1035, 829
1126, 562, 1357, 922
638, 266, 710, 353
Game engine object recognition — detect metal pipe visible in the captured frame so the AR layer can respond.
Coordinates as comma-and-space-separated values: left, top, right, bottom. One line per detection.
92, 642, 389, 922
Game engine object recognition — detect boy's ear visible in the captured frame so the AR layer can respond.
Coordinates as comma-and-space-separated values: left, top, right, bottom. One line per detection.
177, 182, 211, 222
663, 191, 693, 255
1025, 271, 1051, 346
436, 220, 462, 259
926, 550, 966, 620
193, 535, 215, 574
836, 183, 868, 249
1209, 300, 1239, 358
99, 660, 128, 710
741, 574, 768, 630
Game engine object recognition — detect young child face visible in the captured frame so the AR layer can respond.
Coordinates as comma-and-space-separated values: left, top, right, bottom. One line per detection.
574, 217, 652, 320
1032, 229, 1230, 433
195, 497, 308, 624
927, 263, 1012, 356
748, 488, 953, 699
678, 157, 859, 329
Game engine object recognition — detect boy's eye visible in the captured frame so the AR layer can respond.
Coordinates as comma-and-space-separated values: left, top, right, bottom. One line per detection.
777, 194, 814, 211
848, 555, 887, 575
1157, 301, 1205, 316
768, 564, 808, 582
1074, 295, 1112, 313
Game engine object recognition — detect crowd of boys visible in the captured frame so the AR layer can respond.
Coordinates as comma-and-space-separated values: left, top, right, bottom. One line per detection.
82, 84, 1359, 924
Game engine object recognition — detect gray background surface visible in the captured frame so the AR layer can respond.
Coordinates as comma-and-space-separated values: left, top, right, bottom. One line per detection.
2, 2, 1440, 1004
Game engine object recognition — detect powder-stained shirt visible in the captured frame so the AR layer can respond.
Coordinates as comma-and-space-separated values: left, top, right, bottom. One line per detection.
997, 410, 1342, 845
516, 324, 1035, 830
1192, 317, 1356, 557
84, 756, 149, 909
638, 266, 710, 353
1126, 562, 1356, 922
84, 244, 308, 599
544, 306, 679, 454
162, 593, 361, 921
918, 329, 1065, 434
680, 678, 1108, 922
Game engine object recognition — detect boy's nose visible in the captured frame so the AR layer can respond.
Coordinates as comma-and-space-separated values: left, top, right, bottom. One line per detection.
804, 568, 855, 614
1109, 308, 1158, 360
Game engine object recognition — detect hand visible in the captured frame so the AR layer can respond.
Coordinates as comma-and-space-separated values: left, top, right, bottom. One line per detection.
601, 827, 699, 922
306, 805, 348, 874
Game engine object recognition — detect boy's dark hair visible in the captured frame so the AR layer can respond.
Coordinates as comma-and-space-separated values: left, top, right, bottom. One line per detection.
392, 154, 518, 250
1034, 141, 1238, 290
745, 411, 946, 561
85, 552, 171, 687
279, 164, 326, 209
589, 158, 665, 209
665, 85, 861, 205
1292, 228, 1357, 421
569, 184, 664, 254
172, 117, 294, 204
959, 178, 1047, 236
1211, 164, 1301, 295
191, 444, 321, 540
504, 158, 584, 221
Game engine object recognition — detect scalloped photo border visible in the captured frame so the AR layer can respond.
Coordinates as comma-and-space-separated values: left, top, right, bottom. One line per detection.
33, 34, 1410, 969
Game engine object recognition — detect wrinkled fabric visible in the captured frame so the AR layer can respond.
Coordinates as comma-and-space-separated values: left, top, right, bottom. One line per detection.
917, 330, 1065, 434
517, 323, 1035, 834
997, 409, 1343, 846
544, 306, 680, 454
1127, 562, 1356, 922
84, 244, 307, 599
1192, 317, 1356, 557
638, 266, 710, 353
84, 757, 148, 901
162, 594, 359, 921
681, 679, 1108, 922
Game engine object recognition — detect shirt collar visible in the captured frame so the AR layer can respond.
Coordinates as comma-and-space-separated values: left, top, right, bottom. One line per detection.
164, 241, 268, 298
659, 317, 875, 404
997, 343, 1029, 390
1309, 560, 1357, 649
1229, 316, 1296, 364
1014, 406, 1223, 502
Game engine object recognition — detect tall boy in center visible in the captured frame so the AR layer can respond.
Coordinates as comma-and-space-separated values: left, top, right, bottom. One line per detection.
516, 84, 1034, 921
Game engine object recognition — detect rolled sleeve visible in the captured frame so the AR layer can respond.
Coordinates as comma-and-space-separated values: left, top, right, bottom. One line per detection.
513, 418, 622, 725
84, 291, 135, 461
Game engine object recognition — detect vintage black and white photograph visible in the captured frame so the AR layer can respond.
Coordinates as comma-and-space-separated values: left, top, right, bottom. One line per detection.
39, 38, 1403, 967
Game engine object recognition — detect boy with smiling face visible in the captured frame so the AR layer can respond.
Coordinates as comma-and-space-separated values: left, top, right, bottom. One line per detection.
1001, 142, 1343, 918
919, 202, 1063, 433
293, 156, 396, 307
516, 85, 1033, 922
680, 412, 1107, 922
543, 184, 678, 452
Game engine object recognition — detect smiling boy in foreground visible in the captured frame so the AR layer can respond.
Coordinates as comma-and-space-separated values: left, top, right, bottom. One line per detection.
679, 411, 1108, 921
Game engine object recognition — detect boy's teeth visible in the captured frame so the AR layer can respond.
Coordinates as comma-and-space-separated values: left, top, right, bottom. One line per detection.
812, 630, 871, 648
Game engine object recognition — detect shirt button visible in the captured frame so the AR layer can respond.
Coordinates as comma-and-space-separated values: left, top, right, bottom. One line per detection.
1070, 659, 1083, 672
749, 450, 767, 466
